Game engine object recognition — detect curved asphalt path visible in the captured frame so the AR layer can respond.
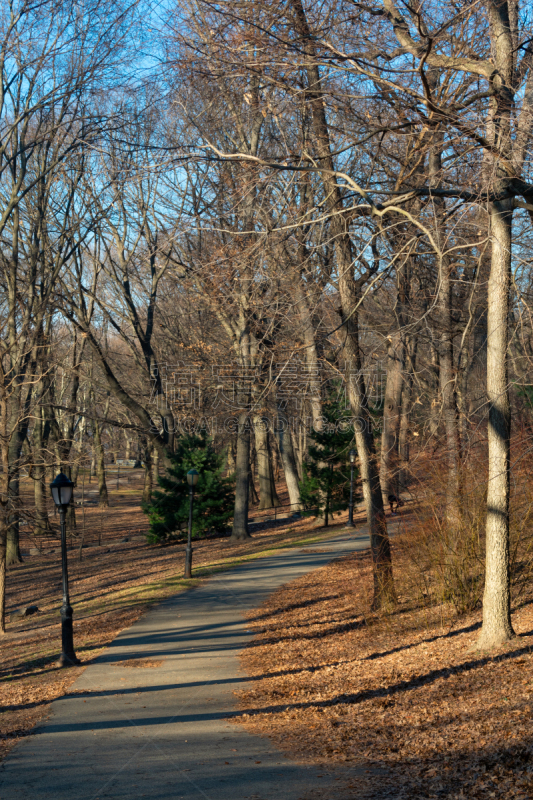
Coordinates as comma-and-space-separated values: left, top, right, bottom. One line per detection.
0, 528, 373, 800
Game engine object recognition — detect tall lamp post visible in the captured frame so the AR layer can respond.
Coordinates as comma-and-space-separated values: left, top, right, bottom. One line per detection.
185, 469, 199, 579
348, 449, 356, 527
50, 472, 80, 667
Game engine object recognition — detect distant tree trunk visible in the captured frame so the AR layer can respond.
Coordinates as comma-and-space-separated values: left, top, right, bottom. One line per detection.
0, 386, 8, 632
152, 447, 159, 481
271, 434, 281, 482
231, 409, 251, 540
430, 143, 462, 522
438, 287, 462, 519
6, 434, 23, 566
65, 464, 77, 531
467, 304, 488, 420
71, 455, 81, 486
428, 338, 440, 438
276, 402, 302, 512
34, 469, 49, 534
254, 416, 280, 510
323, 463, 334, 528
90, 390, 109, 508
294, 280, 323, 429
33, 406, 50, 535
248, 441, 260, 505
248, 465, 259, 505
94, 421, 108, 507
226, 439, 236, 474
0, 531, 5, 633
294, 275, 325, 521
380, 331, 404, 499
477, 199, 515, 649
294, 423, 305, 479
142, 439, 153, 503
398, 336, 417, 491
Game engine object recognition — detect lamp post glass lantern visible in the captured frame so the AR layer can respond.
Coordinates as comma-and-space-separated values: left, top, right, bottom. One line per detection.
51, 472, 74, 507
187, 469, 199, 488
50, 472, 80, 667
348, 449, 356, 527
185, 469, 199, 579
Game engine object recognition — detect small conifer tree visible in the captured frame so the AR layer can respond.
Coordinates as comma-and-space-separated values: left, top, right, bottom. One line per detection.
142, 432, 234, 543
299, 397, 360, 526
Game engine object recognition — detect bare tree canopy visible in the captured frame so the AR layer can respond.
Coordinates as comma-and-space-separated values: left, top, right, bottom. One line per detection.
1, 0, 532, 644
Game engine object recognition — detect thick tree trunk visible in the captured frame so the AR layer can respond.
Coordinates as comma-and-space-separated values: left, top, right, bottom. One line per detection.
254, 416, 280, 510
231, 410, 251, 540
477, 199, 515, 649
380, 331, 404, 499
276, 402, 302, 512
290, 0, 394, 606
342, 302, 396, 609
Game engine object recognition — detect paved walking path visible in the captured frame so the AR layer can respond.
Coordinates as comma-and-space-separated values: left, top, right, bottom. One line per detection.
1, 528, 373, 800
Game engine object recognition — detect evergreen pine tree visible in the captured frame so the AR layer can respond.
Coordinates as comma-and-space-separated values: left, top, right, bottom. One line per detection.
299, 396, 360, 526
142, 432, 234, 543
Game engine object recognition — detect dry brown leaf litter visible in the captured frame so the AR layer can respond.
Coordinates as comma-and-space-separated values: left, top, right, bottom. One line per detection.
1, 473, 353, 762
235, 547, 533, 799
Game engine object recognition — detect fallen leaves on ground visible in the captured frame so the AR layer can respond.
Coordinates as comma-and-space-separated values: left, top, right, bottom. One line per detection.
234, 542, 533, 799
1, 472, 355, 762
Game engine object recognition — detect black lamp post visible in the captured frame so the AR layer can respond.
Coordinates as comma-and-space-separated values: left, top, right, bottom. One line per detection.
185, 469, 199, 579
50, 472, 80, 667
348, 449, 356, 527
